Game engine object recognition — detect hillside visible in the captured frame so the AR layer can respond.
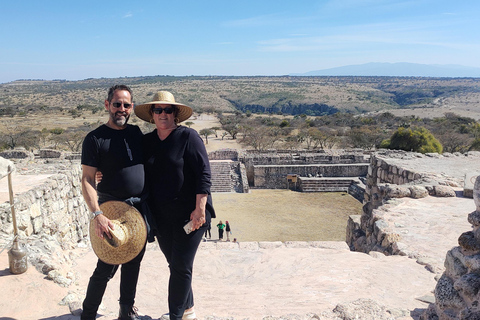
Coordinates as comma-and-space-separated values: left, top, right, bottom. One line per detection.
293, 62, 480, 78
1, 76, 480, 119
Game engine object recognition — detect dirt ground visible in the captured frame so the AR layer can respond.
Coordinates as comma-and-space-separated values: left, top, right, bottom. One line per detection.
211, 189, 362, 242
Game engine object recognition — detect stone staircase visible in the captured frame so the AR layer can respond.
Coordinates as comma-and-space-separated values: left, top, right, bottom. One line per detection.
210, 160, 234, 193
297, 177, 357, 192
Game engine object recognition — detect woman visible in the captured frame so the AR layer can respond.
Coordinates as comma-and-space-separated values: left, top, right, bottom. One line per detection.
225, 220, 231, 241
134, 91, 215, 320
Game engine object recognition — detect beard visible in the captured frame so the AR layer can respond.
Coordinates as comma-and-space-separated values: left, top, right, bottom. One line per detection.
110, 110, 130, 127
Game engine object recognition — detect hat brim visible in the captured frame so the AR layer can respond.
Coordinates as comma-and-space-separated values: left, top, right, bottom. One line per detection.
89, 201, 147, 265
134, 100, 193, 123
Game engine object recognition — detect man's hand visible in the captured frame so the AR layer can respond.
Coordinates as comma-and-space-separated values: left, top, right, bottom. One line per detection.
93, 214, 114, 239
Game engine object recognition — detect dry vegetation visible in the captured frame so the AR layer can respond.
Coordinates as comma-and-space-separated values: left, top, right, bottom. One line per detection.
1, 76, 480, 153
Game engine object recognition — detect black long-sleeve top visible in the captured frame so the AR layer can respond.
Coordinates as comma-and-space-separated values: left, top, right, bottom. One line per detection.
143, 126, 215, 219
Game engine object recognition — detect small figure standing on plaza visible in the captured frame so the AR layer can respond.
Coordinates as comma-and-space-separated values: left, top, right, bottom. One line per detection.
225, 220, 232, 241
217, 220, 226, 240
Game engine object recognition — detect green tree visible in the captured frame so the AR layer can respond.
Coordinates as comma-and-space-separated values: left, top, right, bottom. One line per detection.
219, 114, 243, 139
384, 126, 443, 154
199, 128, 214, 144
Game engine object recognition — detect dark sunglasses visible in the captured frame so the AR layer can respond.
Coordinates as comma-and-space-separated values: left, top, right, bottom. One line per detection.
152, 107, 175, 114
112, 102, 132, 109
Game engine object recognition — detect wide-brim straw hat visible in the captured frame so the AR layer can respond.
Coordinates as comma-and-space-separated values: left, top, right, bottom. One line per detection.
134, 91, 193, 123
89, 201, 147, 265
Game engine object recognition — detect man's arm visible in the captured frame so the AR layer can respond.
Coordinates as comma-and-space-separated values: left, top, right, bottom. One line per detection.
81, 165, 113, 239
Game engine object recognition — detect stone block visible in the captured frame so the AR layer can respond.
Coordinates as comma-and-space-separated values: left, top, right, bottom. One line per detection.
468, 211, 480, 227
258, 241, 283, 249
445, 247, 468, 278
453, 273, 480, 297
284, 241, 309, 248
238, 242, 259, 250
29, 202, 42, 218
409, 186, 428, 199
459, 231, 480, 252
434, 185, 456, 197
385, 185, 411, 198
216, 241, 239, 250
39, 149, 63, 159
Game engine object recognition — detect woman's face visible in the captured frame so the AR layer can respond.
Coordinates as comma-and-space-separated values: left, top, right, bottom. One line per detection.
152, 104, 176, 130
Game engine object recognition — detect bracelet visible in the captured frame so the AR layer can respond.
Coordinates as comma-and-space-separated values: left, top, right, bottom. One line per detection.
91, 210, 103, 219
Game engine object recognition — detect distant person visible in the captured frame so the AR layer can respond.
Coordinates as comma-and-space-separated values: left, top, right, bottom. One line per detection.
233, 238, 237, 243
134, 90, 215, 320
80, 84, 152, 320
225, 220, 232, 241
204, 221, 212, 240
217, 220, 226, 240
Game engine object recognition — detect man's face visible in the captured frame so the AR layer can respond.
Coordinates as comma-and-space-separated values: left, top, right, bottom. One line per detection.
105, 89, 133, 129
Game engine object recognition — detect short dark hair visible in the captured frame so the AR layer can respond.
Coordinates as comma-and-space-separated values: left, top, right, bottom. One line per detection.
107, 84, 133, 103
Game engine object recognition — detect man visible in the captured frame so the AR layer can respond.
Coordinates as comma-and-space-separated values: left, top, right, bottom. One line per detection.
80, 84, 148, 320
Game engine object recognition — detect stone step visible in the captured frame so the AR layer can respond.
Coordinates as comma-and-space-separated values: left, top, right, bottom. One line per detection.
210, 160, 235, 193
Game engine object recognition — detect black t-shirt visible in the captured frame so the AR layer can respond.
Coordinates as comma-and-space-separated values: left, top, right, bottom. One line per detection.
143, 125, 215, 218
81, 124, 145, 200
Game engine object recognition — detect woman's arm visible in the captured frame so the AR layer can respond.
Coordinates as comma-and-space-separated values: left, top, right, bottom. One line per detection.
190, 193, 207, 230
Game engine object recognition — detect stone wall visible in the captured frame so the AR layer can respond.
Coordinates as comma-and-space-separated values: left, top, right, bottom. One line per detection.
208, 148, 240, 161
0, 154, 89, 283
235, 162, 250, 193
240, 150, 369, 187
347, 151, 460, 256
0, 165, 89, 245
253, 164, 369, 189
421, 177, 480, 319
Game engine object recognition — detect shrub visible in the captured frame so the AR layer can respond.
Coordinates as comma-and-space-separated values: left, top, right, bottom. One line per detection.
385, 126, 443, 154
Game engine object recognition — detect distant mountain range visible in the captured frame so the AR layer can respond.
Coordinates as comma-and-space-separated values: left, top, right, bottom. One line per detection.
291, 62, 480, 78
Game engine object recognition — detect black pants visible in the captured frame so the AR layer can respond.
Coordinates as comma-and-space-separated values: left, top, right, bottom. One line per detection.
218, 228, 224, 239
81, 246, 146, 320
156, 219, 207, 320
204, 228, 211, 238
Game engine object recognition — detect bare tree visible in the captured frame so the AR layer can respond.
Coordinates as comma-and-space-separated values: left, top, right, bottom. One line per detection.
241, 126, 283, 151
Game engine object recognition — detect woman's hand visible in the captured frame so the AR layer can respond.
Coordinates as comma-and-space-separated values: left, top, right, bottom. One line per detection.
190, 194, 208, 230
190, 207, 206, 231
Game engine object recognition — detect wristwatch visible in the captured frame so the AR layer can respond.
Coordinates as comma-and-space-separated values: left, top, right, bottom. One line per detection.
91, 210, 103, 219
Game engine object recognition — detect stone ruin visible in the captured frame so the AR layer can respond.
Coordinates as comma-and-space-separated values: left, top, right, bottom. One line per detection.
5, 147, 480, 318
347, 151, 462, 256
0, 149, 89, 287
420, 176, 480, 319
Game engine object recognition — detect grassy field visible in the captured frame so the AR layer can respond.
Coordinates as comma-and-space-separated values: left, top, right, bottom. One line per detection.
210, 189, 363, 242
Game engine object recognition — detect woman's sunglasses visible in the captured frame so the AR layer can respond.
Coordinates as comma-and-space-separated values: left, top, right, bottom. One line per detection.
152, 107, 175, 114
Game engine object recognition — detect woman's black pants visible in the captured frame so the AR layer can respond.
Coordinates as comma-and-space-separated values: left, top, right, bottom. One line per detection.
156, 220, 207, 320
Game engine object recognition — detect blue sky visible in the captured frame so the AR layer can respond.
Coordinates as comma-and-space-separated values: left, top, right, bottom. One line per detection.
1, 0, 479, 83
